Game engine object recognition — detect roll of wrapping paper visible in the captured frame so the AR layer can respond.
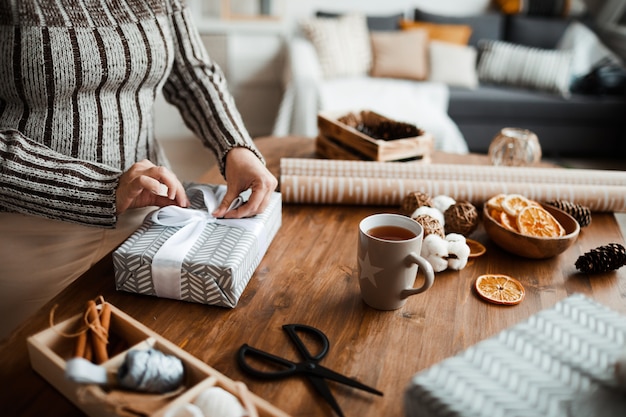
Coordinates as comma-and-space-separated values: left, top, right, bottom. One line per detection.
279, 159, 626, 212
280, 158, 626, 186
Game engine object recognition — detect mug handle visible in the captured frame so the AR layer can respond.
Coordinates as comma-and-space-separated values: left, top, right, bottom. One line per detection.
400, 252, 435, 299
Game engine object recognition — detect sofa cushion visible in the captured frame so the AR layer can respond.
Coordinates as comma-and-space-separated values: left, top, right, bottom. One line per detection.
315, 11, 403, 31
369, 30, 429, 80
505, 15, 571, 49
400, 19, 472, 45
413, 9, 504, 47
477, 40, 572, 96
429, 41, 478, 89
494, 0, 576, 17
557, 21, 623, 80
300, 14, 372, 79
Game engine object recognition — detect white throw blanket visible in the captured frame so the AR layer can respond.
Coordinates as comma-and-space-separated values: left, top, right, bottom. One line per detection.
319, 77, 468, 153
272, 38, 468, 154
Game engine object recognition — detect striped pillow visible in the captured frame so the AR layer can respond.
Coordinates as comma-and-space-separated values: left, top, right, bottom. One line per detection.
477, 40, 572, 96
301, 14, 372, 79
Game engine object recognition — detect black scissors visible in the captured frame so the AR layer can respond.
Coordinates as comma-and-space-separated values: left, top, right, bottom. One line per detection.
237, 324, 383, 417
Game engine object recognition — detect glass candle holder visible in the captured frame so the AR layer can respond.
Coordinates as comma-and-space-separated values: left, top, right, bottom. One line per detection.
488, 128, 542, 167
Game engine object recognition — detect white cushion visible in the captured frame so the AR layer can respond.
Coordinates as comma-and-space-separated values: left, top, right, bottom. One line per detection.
477, 40, 572, 96
300, 14, 372, 79
428, 41, 478, 89
557, 21, 622, 79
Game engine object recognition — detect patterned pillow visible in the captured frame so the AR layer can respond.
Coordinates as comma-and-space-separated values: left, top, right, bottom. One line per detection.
477, 40, 572, 95
300, 14, 372, 79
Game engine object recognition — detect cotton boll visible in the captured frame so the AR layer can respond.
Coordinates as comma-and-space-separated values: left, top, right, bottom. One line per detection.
431, 195, 456, 214
164, 403, 205, 417
412, 206, 445, 226
421, 234, 449, 272
446, 233, 471, 270
194, 387, 247, 417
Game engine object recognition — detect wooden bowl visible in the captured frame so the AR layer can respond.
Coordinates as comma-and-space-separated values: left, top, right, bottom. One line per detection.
483, 204, 580, 259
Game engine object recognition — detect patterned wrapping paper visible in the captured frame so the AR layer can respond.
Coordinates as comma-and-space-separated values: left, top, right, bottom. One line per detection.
280, 159, 626, 185
113, 184, 282, 308
404, 294, 626, 417
279, 159, 626, 212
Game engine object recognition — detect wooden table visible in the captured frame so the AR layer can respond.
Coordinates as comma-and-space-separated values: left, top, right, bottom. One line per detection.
1, 136, 625, 417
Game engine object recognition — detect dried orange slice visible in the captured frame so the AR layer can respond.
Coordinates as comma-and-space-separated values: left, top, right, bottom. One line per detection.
486, 194, 506, 210
488, 207, 503, 221
475, 274, 525, 305
499, 211, 519, 232
501, 194, 534, 216
466, 239, 486, 258
516, 205, 565, 238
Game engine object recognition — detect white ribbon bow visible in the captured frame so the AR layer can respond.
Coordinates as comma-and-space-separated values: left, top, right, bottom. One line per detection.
149, 185, 267, 300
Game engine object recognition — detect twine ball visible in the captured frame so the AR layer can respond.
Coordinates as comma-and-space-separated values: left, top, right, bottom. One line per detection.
444, 201, 479, 236
413, 214, 445, 238
117, 349, 185, 394
401, 191, 432, 216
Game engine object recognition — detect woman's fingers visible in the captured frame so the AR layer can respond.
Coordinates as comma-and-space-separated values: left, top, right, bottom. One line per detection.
116, 160, 188, 214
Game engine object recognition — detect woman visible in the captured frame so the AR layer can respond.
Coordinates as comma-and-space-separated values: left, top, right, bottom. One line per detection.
0, 0, 278, 339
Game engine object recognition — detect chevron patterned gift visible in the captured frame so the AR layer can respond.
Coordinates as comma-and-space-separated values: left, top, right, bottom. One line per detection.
113, 184, 281, 307
405, 294, 626, 417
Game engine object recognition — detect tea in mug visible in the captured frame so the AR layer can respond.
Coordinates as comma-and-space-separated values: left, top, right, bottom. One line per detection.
367, 225, 416, 241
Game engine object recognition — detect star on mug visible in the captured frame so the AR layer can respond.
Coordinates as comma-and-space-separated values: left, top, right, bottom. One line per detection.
359, 250, 383, 287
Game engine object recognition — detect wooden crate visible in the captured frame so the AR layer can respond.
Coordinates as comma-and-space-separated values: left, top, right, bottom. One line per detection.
27, 303, 290, 417
317, 110, 433, 162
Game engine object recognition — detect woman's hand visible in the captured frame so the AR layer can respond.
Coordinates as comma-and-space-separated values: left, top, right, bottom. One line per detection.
116, 159, 189, 215
212, 147, 278, 219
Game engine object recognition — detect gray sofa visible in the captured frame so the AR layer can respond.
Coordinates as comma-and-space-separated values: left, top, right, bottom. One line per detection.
418, 10, 626, 157
276, 8, 626, 158
449, 84, 626, 156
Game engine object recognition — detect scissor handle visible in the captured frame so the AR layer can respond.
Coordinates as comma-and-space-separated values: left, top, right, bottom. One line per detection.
237, 344, 298, 379
283, 323, 329, 362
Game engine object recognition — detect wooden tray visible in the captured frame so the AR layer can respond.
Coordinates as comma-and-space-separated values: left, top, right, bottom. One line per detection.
27, 302, 290, 417
317, 110, 433, 162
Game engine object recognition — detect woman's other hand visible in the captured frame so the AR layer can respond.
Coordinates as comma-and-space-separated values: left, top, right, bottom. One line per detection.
212, 147, 278, 219
116, 159, 189, 215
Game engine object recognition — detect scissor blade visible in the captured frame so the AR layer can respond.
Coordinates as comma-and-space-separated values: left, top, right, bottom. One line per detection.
308, 363, 383, 396
307, 374, 345, 417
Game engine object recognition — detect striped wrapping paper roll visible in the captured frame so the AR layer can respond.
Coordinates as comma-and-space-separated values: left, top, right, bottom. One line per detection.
279, 159, 626, 212
280, 158, 626, 185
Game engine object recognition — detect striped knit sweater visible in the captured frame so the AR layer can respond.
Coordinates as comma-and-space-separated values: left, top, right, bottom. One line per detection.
0, 0, 262, 227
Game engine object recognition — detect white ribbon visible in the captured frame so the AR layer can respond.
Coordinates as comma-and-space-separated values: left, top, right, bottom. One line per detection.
150, 185, 267, 300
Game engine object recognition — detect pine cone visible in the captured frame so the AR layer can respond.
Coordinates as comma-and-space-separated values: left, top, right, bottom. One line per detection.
575, 243, 626, 273
545, 200, 591, 228
354, 111, 422, 140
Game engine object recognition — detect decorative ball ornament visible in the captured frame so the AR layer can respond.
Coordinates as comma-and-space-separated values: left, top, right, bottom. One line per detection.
401, 191, 433, 216
489, 127, 542, 166
444, 201, 479, 236
413, 214, 445, 238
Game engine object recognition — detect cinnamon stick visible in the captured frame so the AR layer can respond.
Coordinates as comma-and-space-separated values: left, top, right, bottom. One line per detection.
86, 300, 109, 364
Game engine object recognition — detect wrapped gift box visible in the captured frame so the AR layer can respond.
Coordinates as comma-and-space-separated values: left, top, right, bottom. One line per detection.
113, 184, 281, 307
405, 294, 626, 417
